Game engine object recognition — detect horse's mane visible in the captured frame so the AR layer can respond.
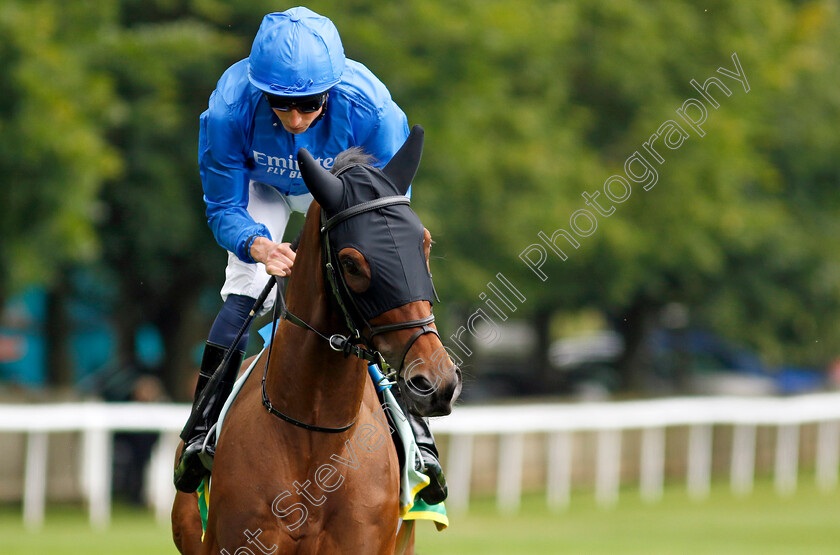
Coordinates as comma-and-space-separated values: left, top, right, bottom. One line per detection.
330, 147, 376, 175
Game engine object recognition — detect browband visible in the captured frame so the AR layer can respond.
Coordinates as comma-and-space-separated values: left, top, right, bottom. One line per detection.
320, 196, 411, 233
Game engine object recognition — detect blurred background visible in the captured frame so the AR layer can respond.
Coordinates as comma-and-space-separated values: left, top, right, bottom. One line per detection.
2, 0, 840, 553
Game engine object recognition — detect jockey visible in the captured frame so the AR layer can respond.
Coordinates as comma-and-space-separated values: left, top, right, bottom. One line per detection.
174, 7, 447, 505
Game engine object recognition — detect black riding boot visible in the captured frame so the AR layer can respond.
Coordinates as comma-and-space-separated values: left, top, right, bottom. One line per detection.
406, 409, 448, 505
174, 341, 244, 493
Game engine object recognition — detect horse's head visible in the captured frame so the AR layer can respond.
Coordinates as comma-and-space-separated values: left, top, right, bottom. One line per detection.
297, 126, 462, 417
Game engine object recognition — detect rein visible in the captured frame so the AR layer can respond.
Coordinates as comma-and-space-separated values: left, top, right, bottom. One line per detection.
259, 280, 361, 433
259, 196, 439, 433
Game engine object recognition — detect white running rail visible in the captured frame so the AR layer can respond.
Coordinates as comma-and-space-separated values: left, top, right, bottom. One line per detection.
2, 392, 840, 529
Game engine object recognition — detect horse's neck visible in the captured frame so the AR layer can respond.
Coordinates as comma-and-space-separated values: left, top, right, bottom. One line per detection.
263, 208, 369, 430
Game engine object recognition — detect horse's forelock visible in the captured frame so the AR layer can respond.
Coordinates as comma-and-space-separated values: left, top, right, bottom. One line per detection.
330, 147, 376, 175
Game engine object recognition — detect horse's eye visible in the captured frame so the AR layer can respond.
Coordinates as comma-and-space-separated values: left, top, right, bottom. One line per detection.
342, 258, 359, 276
337, 248, 370, 293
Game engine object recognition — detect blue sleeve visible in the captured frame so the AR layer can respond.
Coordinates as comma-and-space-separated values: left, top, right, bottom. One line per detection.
199, 91, 270, 263
364, 101, 411, 198
363, 100, 409, 168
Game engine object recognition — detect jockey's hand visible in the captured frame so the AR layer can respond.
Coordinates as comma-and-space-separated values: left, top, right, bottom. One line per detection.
250, 237, 296, 277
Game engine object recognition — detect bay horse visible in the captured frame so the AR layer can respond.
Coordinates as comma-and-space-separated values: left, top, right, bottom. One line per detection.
172, 125, 461, 554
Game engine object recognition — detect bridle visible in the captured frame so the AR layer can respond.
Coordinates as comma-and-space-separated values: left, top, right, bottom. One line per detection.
261, 194, 439, 433
320, 195, 439, 370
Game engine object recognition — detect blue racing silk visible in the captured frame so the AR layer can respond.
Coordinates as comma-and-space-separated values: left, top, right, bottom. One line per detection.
199, 58, 409, 263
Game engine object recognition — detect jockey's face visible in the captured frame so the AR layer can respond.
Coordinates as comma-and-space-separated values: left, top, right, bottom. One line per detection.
273, 106, 324, 134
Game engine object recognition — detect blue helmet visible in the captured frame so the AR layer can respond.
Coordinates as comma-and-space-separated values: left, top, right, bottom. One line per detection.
248, 8, 346, 97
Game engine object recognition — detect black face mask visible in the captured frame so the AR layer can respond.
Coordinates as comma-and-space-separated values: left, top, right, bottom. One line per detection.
297, 126, 436, 322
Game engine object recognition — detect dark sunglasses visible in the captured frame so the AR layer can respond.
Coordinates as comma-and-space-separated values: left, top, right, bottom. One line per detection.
264, 92, 327, 113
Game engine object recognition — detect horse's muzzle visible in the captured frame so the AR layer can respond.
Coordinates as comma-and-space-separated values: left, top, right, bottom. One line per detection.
400, 365, 462, 417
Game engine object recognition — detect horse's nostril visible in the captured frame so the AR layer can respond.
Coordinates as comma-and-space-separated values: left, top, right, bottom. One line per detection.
406, 375, 435, 396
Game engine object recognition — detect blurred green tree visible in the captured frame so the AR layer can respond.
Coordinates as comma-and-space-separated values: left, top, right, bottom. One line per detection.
3, 0, 839, 396
0, 1, 121, 306
312, 0, 840, 391
0, 1, 122, 385
90, 1, 240, 397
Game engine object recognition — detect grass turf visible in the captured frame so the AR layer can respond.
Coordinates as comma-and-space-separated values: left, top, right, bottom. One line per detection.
2, 478, 839, 554
415, 479, 840, 554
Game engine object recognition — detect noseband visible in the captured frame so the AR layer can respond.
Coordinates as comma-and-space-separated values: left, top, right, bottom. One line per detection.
260, 195, 439, 433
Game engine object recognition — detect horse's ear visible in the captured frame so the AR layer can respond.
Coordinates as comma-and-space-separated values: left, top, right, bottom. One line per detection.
298, 148, 344, 212
383, 125, 424, 195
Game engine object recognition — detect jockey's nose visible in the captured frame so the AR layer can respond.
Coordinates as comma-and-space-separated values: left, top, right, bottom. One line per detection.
288, 108, 304, 125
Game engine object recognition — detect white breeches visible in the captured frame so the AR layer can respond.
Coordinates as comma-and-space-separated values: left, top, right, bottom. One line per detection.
219, 181, 313, 312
